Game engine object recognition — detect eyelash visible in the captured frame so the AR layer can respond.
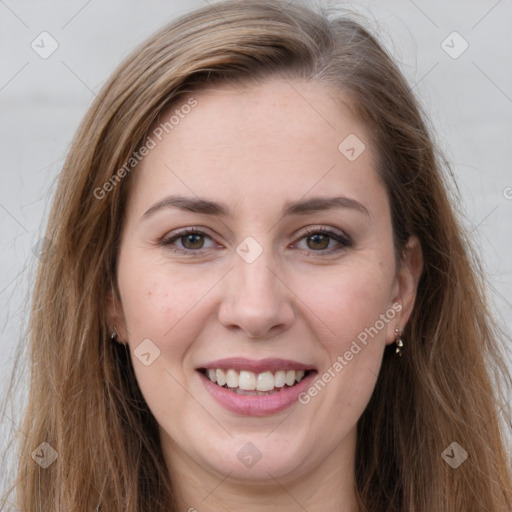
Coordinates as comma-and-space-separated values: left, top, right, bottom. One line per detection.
159, 226, 353, 256
298, 226, 353, 253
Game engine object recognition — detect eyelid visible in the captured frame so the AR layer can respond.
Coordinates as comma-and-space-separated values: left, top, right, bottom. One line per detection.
161, 226, 211, 240
296, 225, 352, 243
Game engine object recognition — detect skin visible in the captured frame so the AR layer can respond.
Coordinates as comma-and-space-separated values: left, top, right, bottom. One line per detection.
109, 79, 423, 512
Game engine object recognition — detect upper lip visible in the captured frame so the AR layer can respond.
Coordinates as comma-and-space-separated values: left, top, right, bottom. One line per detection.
198, 357, 316, 373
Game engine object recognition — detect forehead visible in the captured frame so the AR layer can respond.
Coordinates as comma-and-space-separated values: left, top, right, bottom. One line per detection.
127, 79, 384, 216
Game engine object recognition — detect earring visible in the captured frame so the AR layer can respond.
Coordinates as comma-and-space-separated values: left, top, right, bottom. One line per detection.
395, 328, 404, 356
111, 326, 119, 342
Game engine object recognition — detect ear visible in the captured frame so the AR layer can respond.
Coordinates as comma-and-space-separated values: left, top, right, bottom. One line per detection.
386, 236, 423, 345
106, 284, 128, 344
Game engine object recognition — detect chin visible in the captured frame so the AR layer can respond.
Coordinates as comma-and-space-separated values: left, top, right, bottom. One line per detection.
194, 434, 310, 483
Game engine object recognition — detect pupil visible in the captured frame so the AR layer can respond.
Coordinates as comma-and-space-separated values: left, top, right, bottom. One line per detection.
308, 234, 329, 250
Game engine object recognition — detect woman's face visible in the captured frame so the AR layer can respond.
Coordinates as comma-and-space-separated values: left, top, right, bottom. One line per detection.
111, 79, 420, 485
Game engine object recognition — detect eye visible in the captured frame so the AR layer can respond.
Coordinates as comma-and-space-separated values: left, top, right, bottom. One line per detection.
294, 227, 352, 253
159, 226, 351, 255
159, 228, 218, 252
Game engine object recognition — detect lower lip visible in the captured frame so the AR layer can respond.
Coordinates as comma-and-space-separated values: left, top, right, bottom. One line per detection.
199, 371, 317, 416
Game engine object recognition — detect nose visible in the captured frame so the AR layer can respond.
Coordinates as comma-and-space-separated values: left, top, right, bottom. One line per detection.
218, 250, 295, 339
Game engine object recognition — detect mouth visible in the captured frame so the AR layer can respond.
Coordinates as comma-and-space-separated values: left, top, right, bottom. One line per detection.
199, 368, 313, 395
197, 358, 317, 416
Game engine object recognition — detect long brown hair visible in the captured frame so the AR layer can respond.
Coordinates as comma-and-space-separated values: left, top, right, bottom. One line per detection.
2, 1, 511, 510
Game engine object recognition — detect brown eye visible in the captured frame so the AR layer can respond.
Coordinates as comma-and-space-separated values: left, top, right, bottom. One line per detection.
181, 233, 204, 250
294, 228, 353, 254
306, 233, 330, 250
160, 229, 217, 252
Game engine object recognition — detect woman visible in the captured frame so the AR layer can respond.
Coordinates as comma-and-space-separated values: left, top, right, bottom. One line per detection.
2, 0, 511, 510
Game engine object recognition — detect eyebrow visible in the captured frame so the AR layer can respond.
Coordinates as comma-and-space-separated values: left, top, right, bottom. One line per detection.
142, 194, 371, 219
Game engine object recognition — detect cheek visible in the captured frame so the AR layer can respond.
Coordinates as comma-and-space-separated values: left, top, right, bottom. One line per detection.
291, 259, 394, 423
295, 256, 395, 345
118, 249, 218, 345
116, 254, 215, 425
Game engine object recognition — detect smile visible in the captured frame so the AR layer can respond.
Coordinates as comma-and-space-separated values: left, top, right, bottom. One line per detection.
197, 358, 317, 415
203, 368, 310, 394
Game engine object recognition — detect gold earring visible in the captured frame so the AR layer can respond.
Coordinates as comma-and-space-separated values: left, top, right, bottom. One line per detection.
111, 326, 119, 342
395, 328, 404, 356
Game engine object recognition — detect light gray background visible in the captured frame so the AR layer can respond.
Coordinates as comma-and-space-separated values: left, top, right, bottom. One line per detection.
1, 0, 511, 472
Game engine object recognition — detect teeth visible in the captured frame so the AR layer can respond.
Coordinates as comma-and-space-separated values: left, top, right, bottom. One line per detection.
204, 368, 308, 391
226, 369, 238, 388
239, 370, 256, 390
274, 370, 286, 388
256, 371, 274, 392
285, 370, 296, 386
215, 369, 226, 386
